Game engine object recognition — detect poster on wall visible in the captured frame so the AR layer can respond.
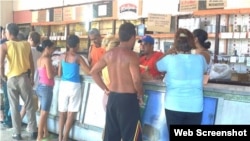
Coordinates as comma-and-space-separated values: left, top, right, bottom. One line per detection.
93, 1, 113, 18
179, 0, 199, 12
38, 10, 47, 22
63, 7, 76, 21
117, 0, 139, 20
83, 83, 106, 128
206, 0, 226, 9
147, 13, 171, 33
142, 0, 179, 17
32, 11, 38, 23
53, 8, 63, 22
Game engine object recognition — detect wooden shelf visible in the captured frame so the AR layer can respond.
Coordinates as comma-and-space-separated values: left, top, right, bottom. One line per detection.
31, 20, 86, 26
239, 8, 250, 14
146, 33, 175, 38
193, 8, 250, 16
92, 17, 116, 22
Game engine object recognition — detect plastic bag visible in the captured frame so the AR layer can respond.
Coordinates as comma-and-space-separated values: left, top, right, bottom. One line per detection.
209, 63, 232, 80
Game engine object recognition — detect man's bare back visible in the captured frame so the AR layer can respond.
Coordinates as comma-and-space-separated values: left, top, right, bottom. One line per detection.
90, 22, 143, 102
104, 46, 140, 94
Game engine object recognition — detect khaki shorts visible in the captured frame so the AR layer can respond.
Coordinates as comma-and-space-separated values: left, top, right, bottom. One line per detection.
58, 81, 81, 112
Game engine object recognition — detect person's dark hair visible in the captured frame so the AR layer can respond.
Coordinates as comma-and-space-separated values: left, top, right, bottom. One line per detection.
29, 31, 41, 46
67, 34, 80, 48
118, 22, 136, 42
37, 39, 54, 52
193, 29, 211, 49
0, 26, 3, 33
6, 23, 19, 37
17, 33, 26, 40
88, 28, 100, 36
173, 28, 195, 53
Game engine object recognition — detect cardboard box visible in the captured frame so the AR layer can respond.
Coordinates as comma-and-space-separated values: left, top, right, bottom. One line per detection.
231, 73, 249, 82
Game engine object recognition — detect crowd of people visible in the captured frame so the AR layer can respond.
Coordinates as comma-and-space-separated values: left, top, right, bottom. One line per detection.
0, 22, 210, 141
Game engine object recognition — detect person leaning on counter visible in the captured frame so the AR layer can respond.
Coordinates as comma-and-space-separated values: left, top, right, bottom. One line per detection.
139, 35, 164, 81
87, 28, 106, 68
156, 28, 207, 134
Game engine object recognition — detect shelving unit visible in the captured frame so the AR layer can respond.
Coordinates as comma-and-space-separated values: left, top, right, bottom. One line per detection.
192, 8, 250, 63
29, 7, 250, 64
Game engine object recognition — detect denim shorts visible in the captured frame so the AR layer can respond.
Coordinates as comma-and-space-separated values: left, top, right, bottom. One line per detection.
36, 83, 53, 112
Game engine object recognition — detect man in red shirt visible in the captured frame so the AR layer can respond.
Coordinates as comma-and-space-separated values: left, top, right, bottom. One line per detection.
88, 28, 106, 68
139, 35, 164, 81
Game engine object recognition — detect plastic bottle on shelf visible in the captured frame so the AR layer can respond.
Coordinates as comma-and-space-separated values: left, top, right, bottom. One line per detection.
233, 48, 237, 56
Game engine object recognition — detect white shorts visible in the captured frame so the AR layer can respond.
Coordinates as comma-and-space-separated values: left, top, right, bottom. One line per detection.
58, 81, 81, 112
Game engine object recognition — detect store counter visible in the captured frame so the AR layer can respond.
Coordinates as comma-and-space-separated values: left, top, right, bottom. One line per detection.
24, 75, 250, 141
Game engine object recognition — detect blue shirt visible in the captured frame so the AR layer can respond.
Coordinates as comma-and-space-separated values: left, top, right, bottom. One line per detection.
61, 60, 80, 83
156, 54, 207, 112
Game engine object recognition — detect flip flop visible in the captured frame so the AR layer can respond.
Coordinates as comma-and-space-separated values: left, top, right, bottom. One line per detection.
42, 134, 56, 141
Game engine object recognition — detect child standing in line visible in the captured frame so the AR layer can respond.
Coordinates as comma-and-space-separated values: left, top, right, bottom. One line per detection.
57, 34, 90, 141
36, 39, 56, 141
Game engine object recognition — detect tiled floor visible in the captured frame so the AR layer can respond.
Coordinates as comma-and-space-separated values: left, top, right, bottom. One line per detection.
0, 123, 58, 141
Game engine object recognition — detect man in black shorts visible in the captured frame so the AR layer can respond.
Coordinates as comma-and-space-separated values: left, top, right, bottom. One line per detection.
90, 22, 144, 141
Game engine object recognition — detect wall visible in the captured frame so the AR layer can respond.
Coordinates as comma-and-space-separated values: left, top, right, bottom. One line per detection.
12, 0, 250, 11
0, 0, 13, 26
225, 0, 250, 9
12, 0, 106, 11
13, 0, 63, 11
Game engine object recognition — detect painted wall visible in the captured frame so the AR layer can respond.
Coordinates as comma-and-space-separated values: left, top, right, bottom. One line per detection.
13, 0, 63, 11
0, 0, 13, 26
12, 0, 250, 11
225, 0, 250, 9
12, 0, 106, 11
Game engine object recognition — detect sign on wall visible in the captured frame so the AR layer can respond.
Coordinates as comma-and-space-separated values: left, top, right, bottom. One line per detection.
93, 1, 113, 18
206, 0, 226, 9
75, 5, 85, 21
147, 13, 171, 33
63, 7, 75, 21
117, 0, 139, 20
53, 8, 63, 22
32, 11, 38, 22
179, 0, 199, 12
142, 0, 179, 17
38, 10, 47, 22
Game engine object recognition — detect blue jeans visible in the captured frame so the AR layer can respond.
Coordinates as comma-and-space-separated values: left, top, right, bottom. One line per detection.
2, 80, 12, 126
36, 84, 53, 112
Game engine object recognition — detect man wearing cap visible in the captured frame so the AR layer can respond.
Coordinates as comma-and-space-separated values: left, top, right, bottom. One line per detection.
139, 35, 164, 81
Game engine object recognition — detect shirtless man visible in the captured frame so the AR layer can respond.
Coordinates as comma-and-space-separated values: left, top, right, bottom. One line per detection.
90, 22, 143, 141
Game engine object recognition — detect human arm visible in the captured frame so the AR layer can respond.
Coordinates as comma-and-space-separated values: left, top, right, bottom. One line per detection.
90, 55, 109, 94
199, 51, 211, 65
29, 47, 35, 84
57, 55, 63, 77
44, 57, 56, 79
87, 46, 92, 67
0, 43, 7, 81
78, 55, 90, 75
156, 56, 168, 73
130, 54, 144, 105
